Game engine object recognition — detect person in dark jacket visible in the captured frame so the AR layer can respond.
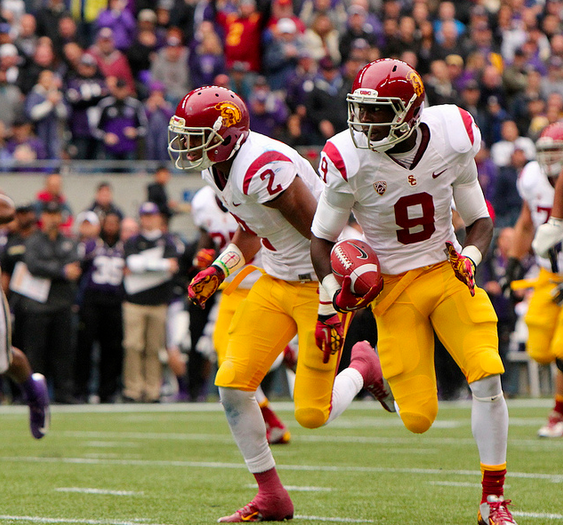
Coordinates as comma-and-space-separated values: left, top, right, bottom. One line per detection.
121, 202, 180, 402
21, 200, 82, 404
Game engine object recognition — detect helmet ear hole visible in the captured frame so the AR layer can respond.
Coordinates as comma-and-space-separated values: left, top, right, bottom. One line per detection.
222, 136, 232, 146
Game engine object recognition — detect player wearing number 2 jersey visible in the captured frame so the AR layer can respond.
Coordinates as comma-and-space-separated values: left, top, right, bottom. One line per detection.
310, 59, 518, 525
169, 86, 392, 522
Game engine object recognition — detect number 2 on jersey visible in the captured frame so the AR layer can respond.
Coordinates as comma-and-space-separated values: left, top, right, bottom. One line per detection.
394, 192, 436, 244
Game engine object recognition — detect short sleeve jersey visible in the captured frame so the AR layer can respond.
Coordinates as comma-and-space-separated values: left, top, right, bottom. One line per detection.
201, 131, 323, 282
517, 160, 563, 272
314, 105, 482, 275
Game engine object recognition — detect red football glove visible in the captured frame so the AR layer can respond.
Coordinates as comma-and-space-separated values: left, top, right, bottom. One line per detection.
188, 264, 225, 308
445, 242, 475, 297
193, 248, 216, 270
315, 313, 345, 364
333, 275, 383, 313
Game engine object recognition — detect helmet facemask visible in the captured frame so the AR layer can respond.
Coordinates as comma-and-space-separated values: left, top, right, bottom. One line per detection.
168, 115, 226, 171
536, 140, 563, 178
347, 90, 421, 152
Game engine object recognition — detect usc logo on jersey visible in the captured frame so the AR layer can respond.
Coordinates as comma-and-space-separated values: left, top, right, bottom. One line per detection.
373, 181, 387, 195
407, 71, 424, 97
407, 175, 417, 186
215, 102, 243, 127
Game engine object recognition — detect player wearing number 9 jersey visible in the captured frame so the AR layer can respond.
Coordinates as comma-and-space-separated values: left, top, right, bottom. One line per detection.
169, 86, 391, 523
310, 59, 519, 525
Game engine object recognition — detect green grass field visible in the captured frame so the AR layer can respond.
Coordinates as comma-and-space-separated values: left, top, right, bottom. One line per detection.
0, 399, 561, 525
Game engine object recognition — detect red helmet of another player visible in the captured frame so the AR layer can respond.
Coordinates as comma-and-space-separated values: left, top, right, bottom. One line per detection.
347, 58, 425, 152
536, 121, 563, 178
168, 86, 250, 170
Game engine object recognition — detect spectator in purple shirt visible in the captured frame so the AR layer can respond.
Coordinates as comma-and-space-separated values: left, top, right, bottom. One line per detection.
189, 28, 225, 88
92, 77, 148, 162
247, 76, 288, 139
144, 81, 174, 161
96, 0, 136, 52
5, 116, 48, 170
65, 53, 108, 160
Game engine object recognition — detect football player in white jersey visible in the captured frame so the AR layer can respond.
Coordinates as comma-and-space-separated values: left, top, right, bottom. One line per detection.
191, 185, 292, 445
310, 59, 518, 525
508, 122, 563, 439
169, 86, 393, 523
0, 192, 50, 439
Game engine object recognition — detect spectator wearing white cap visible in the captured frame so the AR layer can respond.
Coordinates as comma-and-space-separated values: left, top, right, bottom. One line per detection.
263, 17, 305, 91
121, 201, 180, 403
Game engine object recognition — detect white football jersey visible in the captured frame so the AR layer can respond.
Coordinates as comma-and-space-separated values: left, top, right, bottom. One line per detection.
201, 131, 323, 282
191, 185, 263, 288
314, 105, 484, 275
517, 160, 563, 272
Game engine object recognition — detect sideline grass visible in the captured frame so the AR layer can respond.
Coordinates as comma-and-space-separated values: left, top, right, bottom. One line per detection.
0, 399, 560, 524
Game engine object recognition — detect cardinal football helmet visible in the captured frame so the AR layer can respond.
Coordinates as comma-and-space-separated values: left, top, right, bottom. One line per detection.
168, 86, 250, 170
536, 121, 563, 178
347, 58, 425, 152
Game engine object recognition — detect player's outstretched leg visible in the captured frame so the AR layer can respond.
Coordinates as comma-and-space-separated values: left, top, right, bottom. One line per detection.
218, 387, 294, 522
24, 373, 50, 439
349, 341, 395, 412
537, 371, 563, 438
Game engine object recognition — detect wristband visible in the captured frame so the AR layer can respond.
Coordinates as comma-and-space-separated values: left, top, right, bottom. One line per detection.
322, 273, 341, 299
548, 216, 563, 228
213, 243, 245, 277
318, 283, 336, 316
461, 245, 482, 267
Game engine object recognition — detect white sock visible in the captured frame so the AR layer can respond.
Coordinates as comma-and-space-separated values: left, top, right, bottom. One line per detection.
219, 387, 275, 473
255, 386, 266, 405
326, 368, 364, 425
469, 376, 508, 465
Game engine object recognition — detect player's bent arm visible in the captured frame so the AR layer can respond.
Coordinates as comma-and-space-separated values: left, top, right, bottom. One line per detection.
264, 175, 318, 239
452, 174, 491, 264
231, 226, 261, 263
509, 200, 535, 259
532, 169, 563, 258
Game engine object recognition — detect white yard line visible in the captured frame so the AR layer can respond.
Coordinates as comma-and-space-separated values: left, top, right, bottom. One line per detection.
0, 398, 553, 415
2, 456, 562, 483
513, 511, 563, 520
246, 484, 333, 492
55, 488, 144, 496
0, 516, 168, 525
294, 516, 375, 523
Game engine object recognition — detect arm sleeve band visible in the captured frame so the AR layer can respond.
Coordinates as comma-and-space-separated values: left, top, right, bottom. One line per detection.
311, 189, 354, 242
213, 243, 246, 278
452, 177, 489, 227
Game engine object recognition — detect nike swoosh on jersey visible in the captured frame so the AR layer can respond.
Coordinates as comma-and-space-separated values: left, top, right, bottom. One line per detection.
232, 202, 242, 207
432, 169, 447, 179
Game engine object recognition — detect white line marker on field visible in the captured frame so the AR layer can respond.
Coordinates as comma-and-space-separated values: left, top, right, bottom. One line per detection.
246, 484, 333, 492
3, 456, 563, 483
294, 516, 374, 523
428, 481, 482, 488
513, 511, 563, 520
0, 516, 168, 525
55, 488, 144, 496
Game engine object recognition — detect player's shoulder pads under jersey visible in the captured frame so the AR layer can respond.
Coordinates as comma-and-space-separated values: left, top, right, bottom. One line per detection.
423, 104, 481, 156
319, 130, 360, 184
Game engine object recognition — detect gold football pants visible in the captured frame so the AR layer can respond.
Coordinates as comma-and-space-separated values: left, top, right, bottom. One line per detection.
214, 275, 351, 429
372, 261, 504, 434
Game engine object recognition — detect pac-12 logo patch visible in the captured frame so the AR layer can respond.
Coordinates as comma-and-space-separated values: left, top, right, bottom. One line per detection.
215, 102, 242, 127
373, 181, 387, 195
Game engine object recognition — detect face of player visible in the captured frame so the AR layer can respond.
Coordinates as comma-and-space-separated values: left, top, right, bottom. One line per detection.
357, 103, 395, 142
